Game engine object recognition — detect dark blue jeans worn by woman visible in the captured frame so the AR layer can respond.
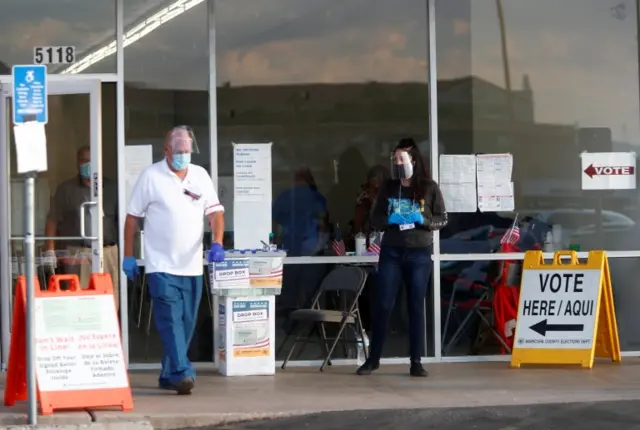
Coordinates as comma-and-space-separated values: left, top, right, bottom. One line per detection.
368, 245, 432, 367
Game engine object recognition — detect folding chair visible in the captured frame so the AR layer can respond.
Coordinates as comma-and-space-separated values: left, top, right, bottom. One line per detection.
281, 266, 368, 371
441, 259, 519, 356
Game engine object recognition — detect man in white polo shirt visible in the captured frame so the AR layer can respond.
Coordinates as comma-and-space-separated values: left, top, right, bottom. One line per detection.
122, 126, 225, 395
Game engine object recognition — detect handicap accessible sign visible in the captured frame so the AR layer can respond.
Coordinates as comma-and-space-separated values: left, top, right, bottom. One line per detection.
12, 65, 48, 124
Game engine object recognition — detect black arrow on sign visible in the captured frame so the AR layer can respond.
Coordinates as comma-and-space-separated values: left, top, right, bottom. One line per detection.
529, 319, 584, 336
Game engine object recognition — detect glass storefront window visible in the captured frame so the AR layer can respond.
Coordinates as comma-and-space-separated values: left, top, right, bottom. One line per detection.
437, 0, 640, 253
0, 0, 116, 74
123, 1, 212, 364
216, 0, 431, 359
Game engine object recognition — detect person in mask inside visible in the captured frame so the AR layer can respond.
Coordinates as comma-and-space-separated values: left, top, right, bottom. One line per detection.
357, 137, 448, 377
43, 146, 120, 306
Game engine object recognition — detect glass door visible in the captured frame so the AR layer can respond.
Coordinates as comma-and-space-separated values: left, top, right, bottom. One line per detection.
0, 79, 104, 369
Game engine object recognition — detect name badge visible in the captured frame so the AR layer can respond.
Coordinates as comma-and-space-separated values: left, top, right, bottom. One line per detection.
399, 223, 415, 231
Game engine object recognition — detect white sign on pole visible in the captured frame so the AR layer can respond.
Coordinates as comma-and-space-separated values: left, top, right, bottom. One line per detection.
513, 269, 601, 349
581, 152, 636, 190
34, 295, 129, 392
13, 122, 48, 173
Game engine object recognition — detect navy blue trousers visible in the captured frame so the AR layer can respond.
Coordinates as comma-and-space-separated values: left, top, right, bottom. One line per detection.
368, 246, 433, 362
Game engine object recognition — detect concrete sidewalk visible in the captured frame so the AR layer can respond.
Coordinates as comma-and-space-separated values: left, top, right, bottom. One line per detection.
1, 360, 639, 429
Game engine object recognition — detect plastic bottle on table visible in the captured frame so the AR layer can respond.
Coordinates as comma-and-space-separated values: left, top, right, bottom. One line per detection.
355, 232, 366, 255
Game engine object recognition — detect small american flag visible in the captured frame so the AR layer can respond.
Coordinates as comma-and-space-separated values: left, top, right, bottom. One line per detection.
367, 234, 381, 255
331, 224, 346, 256
331, 238, 346, 256
500, 221, 520, 245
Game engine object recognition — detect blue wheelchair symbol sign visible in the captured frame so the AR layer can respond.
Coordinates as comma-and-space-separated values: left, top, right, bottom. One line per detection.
12, 65, 48, 124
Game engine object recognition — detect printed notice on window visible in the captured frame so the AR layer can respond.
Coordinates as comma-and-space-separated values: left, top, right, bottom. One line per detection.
439, 154, 477, 213
476, 154, 514, 212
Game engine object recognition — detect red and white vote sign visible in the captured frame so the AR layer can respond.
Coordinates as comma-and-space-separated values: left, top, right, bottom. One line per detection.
581, 152, 636, 190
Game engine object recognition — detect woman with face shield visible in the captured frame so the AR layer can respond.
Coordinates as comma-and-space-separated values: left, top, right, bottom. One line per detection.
357, 138, 448, 377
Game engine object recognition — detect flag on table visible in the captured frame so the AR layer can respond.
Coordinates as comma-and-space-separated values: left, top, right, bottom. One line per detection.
368, 233, 381, 255
500, 218, 520, 245
331, 223, 346, 256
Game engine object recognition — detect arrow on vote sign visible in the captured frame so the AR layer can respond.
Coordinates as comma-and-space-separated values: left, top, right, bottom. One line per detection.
529, 319, 584, 336
583, 164, 634, 178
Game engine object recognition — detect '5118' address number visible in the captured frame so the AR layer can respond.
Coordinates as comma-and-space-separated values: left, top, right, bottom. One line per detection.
33, 46, 76, 65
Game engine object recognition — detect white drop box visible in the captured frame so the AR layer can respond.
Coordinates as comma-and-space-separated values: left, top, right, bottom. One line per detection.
218, 295, 276, 376
210, 251, 285, 377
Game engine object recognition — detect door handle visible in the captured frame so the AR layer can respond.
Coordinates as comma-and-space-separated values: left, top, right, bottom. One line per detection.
79, 201, 98, 240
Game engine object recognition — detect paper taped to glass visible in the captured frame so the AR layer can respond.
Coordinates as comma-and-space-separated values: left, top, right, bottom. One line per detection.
476, 153, 514, 212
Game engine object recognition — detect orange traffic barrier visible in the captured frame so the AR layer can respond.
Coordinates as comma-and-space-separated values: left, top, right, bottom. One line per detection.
4, 274, 133, 415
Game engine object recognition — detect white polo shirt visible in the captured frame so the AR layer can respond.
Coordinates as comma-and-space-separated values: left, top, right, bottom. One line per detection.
127, 160, 224, 276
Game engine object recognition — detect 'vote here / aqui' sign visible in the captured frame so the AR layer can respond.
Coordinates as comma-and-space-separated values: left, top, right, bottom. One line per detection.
514, 269, 601, 349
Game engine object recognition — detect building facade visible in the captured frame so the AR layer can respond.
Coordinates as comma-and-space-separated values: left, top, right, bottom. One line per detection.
1, 0, 640, 369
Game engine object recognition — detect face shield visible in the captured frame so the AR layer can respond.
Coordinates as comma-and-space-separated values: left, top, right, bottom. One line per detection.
390, 150, 414, 180
166, 126, 199, 171
167, 125, 199, 155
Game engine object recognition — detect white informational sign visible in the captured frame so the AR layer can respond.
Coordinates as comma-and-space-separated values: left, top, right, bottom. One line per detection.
233, 143, 272, 202
13, 122, 48, 173
233, 143, 272, 249
124, 145, 153, 206
33, 46, 76, 65
476, 153, 514, 212
580, 152, 636, 190
439, 154, 477, 213
34, 295, 129, 392
513, 269, 601, 349
219, 296, 276, 376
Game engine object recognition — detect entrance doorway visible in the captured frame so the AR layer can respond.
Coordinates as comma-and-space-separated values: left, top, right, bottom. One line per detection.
0, 79, 116, 369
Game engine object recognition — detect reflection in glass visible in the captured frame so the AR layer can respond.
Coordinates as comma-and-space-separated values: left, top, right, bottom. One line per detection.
216, 0, 430, 359
0, 1, 116, 74
437, 0, 640, 253
123, 2, 211, 364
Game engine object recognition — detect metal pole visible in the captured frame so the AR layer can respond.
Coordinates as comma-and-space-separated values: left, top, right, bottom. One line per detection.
426, 0, 441, 359
24, 172, 37, 425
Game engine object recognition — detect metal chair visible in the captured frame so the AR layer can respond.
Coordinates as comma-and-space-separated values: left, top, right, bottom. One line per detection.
442, 259, 521, 355
281, 266, 368, 371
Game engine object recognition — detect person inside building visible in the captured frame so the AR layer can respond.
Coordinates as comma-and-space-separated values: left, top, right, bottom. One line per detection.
122, 126, 225, 395
357, 137, 448, 377
42, 146, 120, 306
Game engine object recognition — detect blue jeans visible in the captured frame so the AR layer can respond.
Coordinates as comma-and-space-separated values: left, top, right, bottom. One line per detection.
369, 246, 433, 363
147, 273, 203, 385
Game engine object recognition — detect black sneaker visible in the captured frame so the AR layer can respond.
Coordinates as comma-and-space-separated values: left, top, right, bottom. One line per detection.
356, 359, 380, 375
410, 362, 428, 377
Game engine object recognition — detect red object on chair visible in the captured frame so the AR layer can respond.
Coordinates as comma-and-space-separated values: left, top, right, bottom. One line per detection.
492, 243, 521, 354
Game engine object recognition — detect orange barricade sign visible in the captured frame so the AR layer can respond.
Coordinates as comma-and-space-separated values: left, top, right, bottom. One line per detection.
510, 250, 621, 369
4, 274, 133, 415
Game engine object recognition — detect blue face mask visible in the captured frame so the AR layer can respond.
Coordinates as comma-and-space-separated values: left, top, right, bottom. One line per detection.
79, 162, 91, 179
170, 153, 191, 171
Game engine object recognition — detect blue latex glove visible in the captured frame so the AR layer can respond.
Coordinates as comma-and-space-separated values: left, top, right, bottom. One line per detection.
388, 212, 409, 225
208, 243, 225, 263
407, 211, 425, 225
122, 256, 139, 280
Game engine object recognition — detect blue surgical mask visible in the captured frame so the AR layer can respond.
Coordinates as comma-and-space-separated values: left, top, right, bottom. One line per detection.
79, 162, 91, 179
170, 153, 191, 171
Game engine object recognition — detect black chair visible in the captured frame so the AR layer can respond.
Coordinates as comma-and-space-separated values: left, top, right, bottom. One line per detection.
281, 266, 368, 371
442, 259, 521, 355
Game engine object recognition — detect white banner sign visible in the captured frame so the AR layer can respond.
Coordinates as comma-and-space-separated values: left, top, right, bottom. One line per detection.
581, 152, 636, 190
